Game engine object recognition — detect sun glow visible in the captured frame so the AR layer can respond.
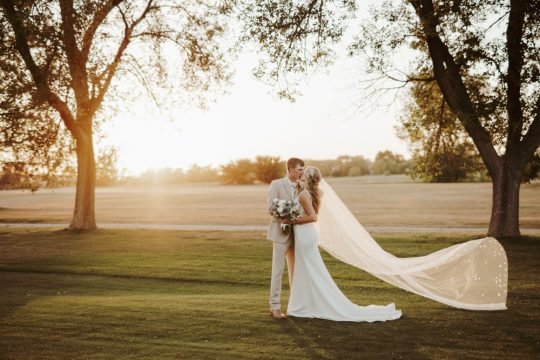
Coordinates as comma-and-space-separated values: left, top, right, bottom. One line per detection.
101, 53, 410, 176
94, 0, 413, 176
101, 43, 411, 176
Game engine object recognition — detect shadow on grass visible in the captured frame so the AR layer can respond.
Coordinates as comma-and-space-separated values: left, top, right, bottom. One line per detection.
278, 315, 430, 359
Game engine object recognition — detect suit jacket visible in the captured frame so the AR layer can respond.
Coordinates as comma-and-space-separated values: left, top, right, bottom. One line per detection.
266, 177, 296, 243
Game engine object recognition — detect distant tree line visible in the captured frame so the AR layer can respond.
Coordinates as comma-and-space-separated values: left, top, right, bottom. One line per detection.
126, 165, 221, 185
218, 152, 413, 185
0, 162, 43, 192
2, 149, 538, 190
0, 151, 412, 189
0, 147, 118, 190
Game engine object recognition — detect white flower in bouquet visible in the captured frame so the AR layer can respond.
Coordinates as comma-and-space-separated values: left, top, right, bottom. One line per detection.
269, 198, 301, 234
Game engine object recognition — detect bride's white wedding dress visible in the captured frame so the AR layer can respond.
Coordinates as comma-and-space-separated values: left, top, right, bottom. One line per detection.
301, 180, 507, 312
287, 201, 402, 322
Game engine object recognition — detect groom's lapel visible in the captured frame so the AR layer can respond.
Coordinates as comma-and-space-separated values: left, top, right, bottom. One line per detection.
283, 178, 293, 199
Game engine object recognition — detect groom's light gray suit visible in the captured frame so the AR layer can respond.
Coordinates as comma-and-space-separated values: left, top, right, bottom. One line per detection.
267, 177, 296, 310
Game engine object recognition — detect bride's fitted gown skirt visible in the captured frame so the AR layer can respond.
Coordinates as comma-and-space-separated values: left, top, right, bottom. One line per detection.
287, 223, 402, 322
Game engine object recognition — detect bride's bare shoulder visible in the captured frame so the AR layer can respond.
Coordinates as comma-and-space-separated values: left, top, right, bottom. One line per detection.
299, 188, 324, 198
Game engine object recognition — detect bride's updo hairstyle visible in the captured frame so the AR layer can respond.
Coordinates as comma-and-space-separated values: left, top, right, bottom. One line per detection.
304, 166, 322, 213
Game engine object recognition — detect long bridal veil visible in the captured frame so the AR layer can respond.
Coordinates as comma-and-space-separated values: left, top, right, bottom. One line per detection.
317, 179, 508, 311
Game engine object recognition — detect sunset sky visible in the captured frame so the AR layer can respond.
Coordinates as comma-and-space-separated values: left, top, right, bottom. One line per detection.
101, 2, 413, 175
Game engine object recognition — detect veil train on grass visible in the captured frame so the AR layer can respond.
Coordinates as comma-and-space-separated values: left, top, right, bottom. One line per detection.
317, 179, 508, 311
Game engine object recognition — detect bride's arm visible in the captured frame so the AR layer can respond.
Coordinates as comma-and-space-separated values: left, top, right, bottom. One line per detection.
293, 191, 318, 224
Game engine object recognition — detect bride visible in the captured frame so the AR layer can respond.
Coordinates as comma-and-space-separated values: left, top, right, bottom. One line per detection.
284, 166, 402, 322
283, 166, 507, 321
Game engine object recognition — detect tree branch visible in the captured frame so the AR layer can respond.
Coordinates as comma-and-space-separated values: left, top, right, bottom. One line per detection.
59, 0, 89, 104
0, 0, 81, 139
81, 0, 124, 61
485, 10, 510, 33
280, 0, 319, 73
381, 68, 434, 84
518, 95, 540, 164
410, 0, 500, 174
505, 0, 526, 153
91, 0, 155, 113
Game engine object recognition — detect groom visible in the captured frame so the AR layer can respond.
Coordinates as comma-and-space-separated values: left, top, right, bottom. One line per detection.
266, 157, 305, 319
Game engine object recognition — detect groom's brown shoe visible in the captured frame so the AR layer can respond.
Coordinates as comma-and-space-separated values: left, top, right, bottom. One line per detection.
269, 309, 287, 320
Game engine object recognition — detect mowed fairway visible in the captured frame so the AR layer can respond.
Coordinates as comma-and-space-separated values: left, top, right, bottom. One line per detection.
0, 176, 539, 229
0, 228, 539, 359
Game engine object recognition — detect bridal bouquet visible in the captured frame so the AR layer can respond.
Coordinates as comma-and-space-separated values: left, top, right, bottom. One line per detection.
268, 198, 301, 234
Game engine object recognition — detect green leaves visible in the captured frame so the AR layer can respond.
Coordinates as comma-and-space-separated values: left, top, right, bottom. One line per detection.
398, 77, 488, 182
240, 0, 356, 99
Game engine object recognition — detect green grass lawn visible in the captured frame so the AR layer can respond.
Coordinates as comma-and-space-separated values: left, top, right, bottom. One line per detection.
0, 228, 539, 359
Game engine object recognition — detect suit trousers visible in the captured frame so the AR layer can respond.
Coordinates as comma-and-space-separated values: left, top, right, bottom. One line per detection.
269, 237, 293, 310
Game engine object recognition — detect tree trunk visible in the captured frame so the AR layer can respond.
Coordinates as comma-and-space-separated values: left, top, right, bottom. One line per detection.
69, 124, 97, 231
487, 159, 522, 238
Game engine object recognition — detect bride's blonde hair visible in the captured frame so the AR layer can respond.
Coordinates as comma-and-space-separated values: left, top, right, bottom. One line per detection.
304, 166, 322, 213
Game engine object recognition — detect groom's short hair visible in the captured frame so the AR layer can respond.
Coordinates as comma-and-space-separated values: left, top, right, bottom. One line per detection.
287, 157, 305, 171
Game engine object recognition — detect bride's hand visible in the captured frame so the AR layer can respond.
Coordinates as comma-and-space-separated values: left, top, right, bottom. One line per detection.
282, 219, 293, 225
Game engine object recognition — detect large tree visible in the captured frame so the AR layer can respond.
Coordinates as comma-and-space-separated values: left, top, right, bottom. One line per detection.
241, 0, 540, 238
0, 0, 233, 230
